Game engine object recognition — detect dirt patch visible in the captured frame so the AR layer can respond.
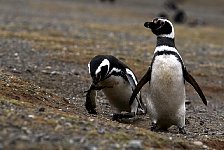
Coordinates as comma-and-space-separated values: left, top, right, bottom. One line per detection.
0, 0, 223, 149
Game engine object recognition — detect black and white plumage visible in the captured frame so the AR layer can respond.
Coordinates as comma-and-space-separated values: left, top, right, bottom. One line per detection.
86, 55, 146, 120
130, 18, 207, 134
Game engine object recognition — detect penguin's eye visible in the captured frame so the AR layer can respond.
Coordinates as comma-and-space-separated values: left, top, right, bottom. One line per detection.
160, 21, 165, 26
156, 20, 165, 26
96, 73, 101, 81
153, 18, 159, 24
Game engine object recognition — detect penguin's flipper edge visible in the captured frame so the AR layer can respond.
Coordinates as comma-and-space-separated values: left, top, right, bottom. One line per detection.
184, 69, 207, 106
129, 67, 151, 106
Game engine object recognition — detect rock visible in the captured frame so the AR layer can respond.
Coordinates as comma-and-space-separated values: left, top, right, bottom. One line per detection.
22, 127, 32, 134
38, 107, 45, 112
85, 145, 98, 150
18, 135, 30, 141
11, 68, 21, 74
55, 125, 63, 131
193, 141, 203, 146
111, 143, 120, 149
173, 9, 186, 23
203, 145, 208, 149
100, 0, 115, 3
28, 115, 35, 118
158, 12, 169, 19
0, 143, 3, 150
50, 71, 60, 76
200, 121, 204, 125
65, 122, 72, 128
97, 128, 105, 134
164, 1, 178, 11
126, 140, 143, 150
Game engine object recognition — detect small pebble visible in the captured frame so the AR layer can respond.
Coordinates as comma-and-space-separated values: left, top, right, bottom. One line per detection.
55, 125, 62, 131
0, 143, 3, 150
65, 122, 72, 127
28, 115, 35, 118
193, 141, 203, 146
200, 121, 204, 125
85, 145, 97, 150
202, 145, 208, 149
97, 128, 105, 134
18, 135, 29, 141
89, 118, 94, 122
111, 143, 120, 149
126, 140, 143, 150
38, 107, 45, 112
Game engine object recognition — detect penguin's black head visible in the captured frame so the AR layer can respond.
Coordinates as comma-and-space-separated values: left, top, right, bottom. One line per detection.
88, 56, 110, 85
144, 18, 174, 38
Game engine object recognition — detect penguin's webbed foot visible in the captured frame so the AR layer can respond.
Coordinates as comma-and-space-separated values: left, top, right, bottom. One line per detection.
112, 112, 135, 121
178, 127, 187, 134
151, 122, 159, 131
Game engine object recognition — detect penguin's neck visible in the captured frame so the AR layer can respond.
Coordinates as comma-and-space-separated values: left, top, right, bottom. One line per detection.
156, 37, 175, 48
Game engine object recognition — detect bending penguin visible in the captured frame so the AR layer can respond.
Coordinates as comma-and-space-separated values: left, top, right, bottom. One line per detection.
130, 18, 207, 134
86, 55, 146, 121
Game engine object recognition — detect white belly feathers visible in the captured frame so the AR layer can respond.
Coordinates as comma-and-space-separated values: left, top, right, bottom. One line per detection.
100, 75, 133, 112
150, 54, 186, 125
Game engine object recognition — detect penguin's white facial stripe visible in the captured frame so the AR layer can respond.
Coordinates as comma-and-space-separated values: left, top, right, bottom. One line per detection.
159, 32, 174, 38
95, 59, 110, 76
109, 67, 121, 75
126, 68, 138, 85
88, 63, 91, 74
157, 19, 174, 38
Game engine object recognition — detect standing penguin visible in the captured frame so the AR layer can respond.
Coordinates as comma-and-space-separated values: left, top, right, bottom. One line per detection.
86, 55, 146, 121
130, 18, 207, 134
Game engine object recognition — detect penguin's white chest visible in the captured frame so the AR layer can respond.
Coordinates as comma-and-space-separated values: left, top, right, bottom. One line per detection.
150, 55, 186, 125
99, 75, 132, 112
151, 55, 184, 88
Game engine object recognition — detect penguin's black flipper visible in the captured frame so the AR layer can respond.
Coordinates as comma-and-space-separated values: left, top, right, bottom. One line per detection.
129, 67, 151, 106
183, 69, 207, 106
85, 84, 97, 114
126, 70, 146, 113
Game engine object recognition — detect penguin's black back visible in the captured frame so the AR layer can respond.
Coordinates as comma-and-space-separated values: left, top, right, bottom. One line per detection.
91, 55, 129, 72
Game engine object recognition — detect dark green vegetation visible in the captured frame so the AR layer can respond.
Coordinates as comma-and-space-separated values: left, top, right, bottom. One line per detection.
0, 0, 223, 149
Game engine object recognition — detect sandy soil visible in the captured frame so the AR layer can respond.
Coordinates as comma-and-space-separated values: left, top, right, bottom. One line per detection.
0, 0, 223, 149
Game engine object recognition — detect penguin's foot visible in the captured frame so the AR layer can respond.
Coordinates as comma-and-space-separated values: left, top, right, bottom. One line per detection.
178, 127, 187, 134
112, 112, 135, 121
86, 107, 97, 114
151, 122, 159, 131
151, 123, 169, 132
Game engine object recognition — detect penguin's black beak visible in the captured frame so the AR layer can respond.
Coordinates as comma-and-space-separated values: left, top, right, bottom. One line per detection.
144, 22, 153, 28
93, 74, 101, 85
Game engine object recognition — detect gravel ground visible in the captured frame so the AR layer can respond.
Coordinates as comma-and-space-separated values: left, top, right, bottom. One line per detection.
0, 0, 223, 149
